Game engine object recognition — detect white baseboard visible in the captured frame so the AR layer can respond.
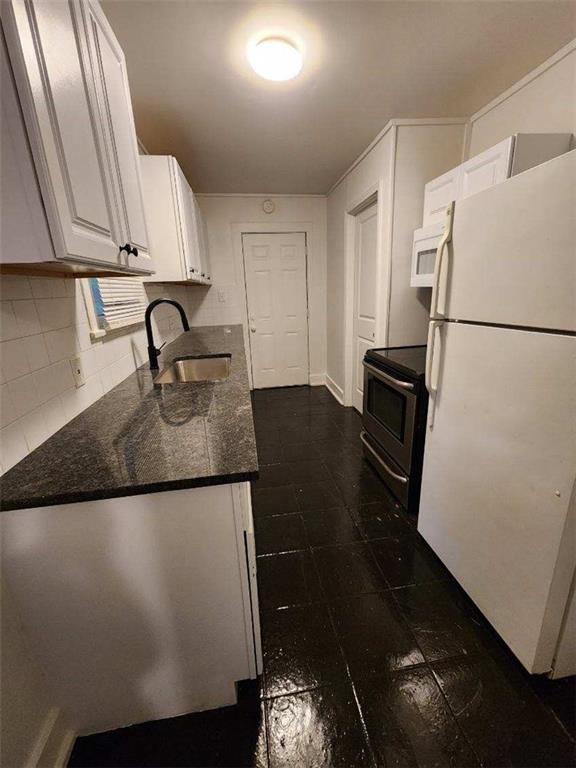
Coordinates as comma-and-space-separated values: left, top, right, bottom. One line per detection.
325, 375, 344, 405
29, 707, 75, 768
308, 373, 326, 387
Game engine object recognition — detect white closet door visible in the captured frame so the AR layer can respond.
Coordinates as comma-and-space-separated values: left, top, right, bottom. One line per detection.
352, 203, 378, 412
3, 0, 121, 266
243, 233, 309, 389
82, 0, 152, 272
459, 136, 513, 199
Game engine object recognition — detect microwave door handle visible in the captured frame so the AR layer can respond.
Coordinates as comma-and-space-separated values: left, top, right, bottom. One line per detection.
430, 201, 454, 321
360, 432, 408, 484
363, 361, 415, 391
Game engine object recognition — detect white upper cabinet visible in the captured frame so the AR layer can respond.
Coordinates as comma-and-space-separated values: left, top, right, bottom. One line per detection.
422, 167, 461, 227
81, 0, 151, 272
140, 155, 211, 285
422, 133, 571, 231
459, 136, 514, 200
1, 0, 153, 276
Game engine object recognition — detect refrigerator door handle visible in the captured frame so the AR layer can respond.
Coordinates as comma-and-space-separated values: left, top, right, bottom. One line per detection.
425, 320, 444, 428
430, 201, 455, 320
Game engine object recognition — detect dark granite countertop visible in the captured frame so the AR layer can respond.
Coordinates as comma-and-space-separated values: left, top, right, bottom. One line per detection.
0, 325, 258, 512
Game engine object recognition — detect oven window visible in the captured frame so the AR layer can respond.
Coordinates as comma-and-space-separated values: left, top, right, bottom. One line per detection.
368, 377, 406, 442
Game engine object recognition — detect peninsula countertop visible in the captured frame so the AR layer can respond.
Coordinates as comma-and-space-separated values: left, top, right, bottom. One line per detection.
0, 325, 259, 512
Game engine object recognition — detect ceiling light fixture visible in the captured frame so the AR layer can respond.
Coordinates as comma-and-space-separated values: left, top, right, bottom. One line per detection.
247, 37, 303, 81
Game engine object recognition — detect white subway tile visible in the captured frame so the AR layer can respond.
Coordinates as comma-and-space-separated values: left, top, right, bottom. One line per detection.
36, 297, 74, 332
44, 327, 77, 363
0, 421, 29, 472
0, 383, 17, 427
21, 334, 50, 372
40, 393, 67, 435
30, 277, 66, 299
19, 408, 50, 452
7, 372, 41, 419
13, 299, 42, 336
34, 360, 74, 404
0, 302, 20, 341
0, 338, 31, 381
0, 276, 32, 300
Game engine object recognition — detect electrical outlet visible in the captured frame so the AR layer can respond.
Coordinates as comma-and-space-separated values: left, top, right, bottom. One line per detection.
217, 289, 226, 303
70, 356, 85, 388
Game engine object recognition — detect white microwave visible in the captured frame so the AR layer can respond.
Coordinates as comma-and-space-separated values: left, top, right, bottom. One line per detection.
410, 222, 444, 288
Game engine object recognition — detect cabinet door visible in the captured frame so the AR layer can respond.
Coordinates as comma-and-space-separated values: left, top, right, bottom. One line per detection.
422, 167, 461, 226
193, 194, 211, 282
82, 0, 153, 274
174, 164, 202, 279
2, 0, 122, 266
459, 136, 513, 200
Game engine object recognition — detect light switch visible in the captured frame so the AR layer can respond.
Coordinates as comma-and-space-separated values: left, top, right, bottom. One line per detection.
70, 355, 85, 388
217, 290, 226, 303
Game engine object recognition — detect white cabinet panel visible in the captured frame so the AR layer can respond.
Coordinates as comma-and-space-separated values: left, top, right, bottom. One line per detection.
1, 0, 153, 275
410, 223, 443, 288
459, 136, 513, 199
3, 0, 120, 266
140, 155, 208, 284
422, 167, 461, 226
82, 0, 152, 272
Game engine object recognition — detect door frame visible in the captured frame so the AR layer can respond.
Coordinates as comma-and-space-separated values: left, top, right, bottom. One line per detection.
343, 183, 387, 408
237, 227, 310, 390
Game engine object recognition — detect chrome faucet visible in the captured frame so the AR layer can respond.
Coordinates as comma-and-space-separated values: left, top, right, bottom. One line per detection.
145, 299, 190, 370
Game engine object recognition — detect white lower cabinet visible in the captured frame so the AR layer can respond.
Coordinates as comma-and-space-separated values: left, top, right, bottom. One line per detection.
1, 0, 153, 276
0, 482, 261, 734
141, 155, 212, 284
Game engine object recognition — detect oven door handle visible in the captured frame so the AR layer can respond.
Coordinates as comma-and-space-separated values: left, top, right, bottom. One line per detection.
360, 431, 408, 485
362, 361, 414, 391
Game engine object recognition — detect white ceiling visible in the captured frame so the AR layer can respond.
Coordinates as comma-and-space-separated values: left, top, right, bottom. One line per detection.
103, 1, 576, 194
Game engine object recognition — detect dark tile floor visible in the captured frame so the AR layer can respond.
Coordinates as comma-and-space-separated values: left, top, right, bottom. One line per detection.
69, 386, 575, 767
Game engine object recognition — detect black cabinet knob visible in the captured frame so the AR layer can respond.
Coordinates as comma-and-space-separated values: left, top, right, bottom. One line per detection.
119, 243, 131, 255
130, 246, 139, 257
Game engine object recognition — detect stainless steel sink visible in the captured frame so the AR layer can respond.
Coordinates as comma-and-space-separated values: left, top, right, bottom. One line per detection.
153, 355, 231, 385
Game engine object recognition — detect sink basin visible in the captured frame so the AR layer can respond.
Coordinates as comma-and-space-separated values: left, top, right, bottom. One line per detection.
154, 355, 231, 385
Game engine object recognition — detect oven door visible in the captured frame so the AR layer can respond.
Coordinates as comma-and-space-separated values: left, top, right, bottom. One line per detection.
362, 360, 417, 473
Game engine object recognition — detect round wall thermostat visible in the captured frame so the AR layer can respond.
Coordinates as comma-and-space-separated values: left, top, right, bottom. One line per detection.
262, 199, 275, 214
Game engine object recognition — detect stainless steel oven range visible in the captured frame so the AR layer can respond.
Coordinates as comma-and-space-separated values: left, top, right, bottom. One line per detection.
361, 346, 429, 516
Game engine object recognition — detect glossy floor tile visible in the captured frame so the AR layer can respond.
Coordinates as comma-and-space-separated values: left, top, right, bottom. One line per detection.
261, 604, 347, 698
356, 666, 481, 767
265, 683, 373, 768
69, 387, 575, 767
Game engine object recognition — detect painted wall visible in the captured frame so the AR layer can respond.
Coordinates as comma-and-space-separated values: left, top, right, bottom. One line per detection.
467, 42, 576, 157
325, 122, 465, 400
0, 277, 213, 474
1, 581, 74, 767
196, 194, 327, 383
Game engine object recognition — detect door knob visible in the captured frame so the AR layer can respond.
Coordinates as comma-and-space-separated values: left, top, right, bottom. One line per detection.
250, 326, 256, 333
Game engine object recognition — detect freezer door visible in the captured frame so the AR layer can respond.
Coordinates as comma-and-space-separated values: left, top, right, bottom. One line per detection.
440, 149, 575, 332
418, 322, 576, 674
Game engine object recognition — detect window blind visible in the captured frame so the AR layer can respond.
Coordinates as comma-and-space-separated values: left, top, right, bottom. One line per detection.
88, 277, 147, 333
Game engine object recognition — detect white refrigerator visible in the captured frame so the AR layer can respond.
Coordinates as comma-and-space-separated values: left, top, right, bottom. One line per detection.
418, 149, 576, 678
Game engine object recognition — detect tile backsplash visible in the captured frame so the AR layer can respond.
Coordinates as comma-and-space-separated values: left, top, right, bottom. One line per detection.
0, 275, 224, 475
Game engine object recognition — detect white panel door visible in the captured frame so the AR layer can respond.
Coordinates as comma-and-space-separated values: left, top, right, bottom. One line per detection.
459, 136, 513, 199
419, 321, 576, 673
82, 0, 152, 272
174, 163, 202, 278
2, 0, 122, 266
445, 150, 576, 332
243, 233, 309, 389
423, 167, 461, 226
352, 203, 378, 412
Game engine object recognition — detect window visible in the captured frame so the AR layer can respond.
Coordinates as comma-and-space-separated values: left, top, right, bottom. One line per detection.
82, 277, 147, 339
